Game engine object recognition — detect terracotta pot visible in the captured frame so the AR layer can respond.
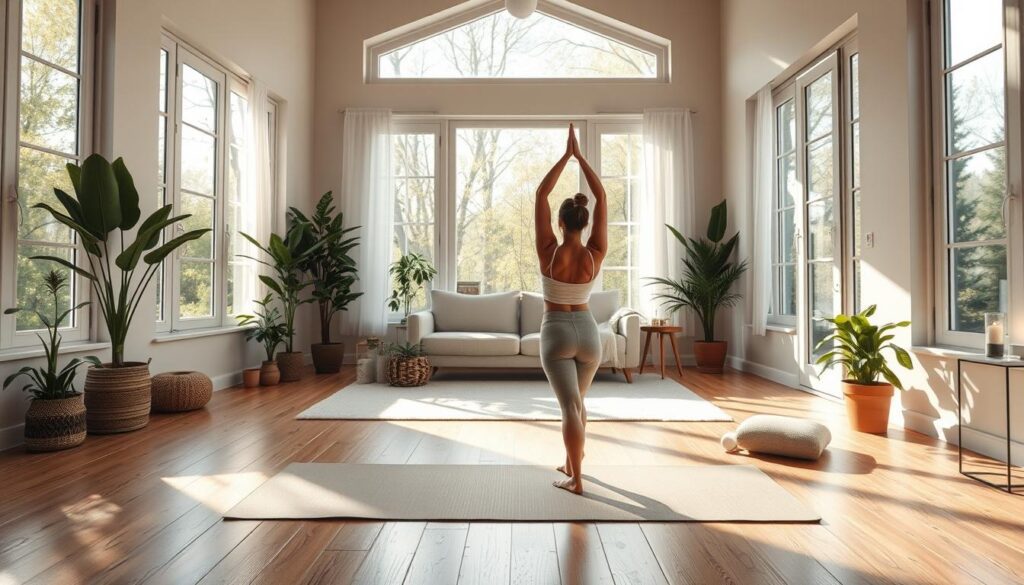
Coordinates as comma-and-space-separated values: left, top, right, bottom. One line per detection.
842, 381, 894, 433
242, 368, 261, 388
260, 361, 280, 386
84, 362, 151, 434
311, 343, 345, 374
693, 341, 727, 374
276, 351, 305, 382
24, 394, 87, 452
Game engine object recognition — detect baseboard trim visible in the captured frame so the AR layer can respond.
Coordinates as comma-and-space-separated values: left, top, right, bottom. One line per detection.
726, 355, 800, 388
902, 408, 1024, 467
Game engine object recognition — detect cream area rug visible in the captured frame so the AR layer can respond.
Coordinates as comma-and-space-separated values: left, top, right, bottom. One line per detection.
224, 463, 818, 522
296, 372, 731, 422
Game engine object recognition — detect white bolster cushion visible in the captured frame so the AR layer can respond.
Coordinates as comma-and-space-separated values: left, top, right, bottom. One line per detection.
721, 414, 832, 461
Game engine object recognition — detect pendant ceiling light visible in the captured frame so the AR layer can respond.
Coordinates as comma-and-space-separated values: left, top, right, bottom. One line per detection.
506, 0, 538, 19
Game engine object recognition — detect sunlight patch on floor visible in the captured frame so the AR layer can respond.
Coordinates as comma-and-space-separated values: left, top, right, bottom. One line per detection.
161, 471, 268, 513
61, 494, 122, 525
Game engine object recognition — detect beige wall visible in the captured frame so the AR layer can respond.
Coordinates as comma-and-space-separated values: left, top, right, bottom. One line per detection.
0, 0, 316, 449
722, 0, 1021, 461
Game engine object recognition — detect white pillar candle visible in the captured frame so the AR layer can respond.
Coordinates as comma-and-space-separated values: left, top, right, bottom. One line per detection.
987, 321, 1004, 344
356, 359, 375, 384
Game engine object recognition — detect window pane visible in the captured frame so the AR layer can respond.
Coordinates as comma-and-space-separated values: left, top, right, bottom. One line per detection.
455, 127, 580, 293
181, 125, 216, 195
179, 261, 214, 318
392, 132, 437, 311
394, 178, 435, 225
157, 118, 167, 185
604, 179, 628, 223
16, 245, 74, 331
780, 264, 796, 316
805, 73, 833, 141
947, 0, 1003, 65
948, 146, 1006, 243
807, 198, 834, 260
394, 133, 435, 176
601, 134, 630, 176
780, 207, 796, 263
809, 262, 835, 356
951, 244, 1007, 332
181, 64, 218, 132
777, 100, 795, 153
159, 49, 168, 113
18, 147, 74, 244
778, 152, 797, 208
851, 122, 860, 189
853, 190, 862, 256
20, 57, 79, 154
853, 259, 862, 314
807, 138, 834, 201
606, 225, 629, 267
850, 54, 860, 120
603, 269, 628, 304
180, 193, 214, 259
22, 0, 79, 72
947, 49, 1005, 155
379, 10, 656, 79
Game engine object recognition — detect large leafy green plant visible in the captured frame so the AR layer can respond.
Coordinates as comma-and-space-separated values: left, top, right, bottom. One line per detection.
815, 305, 913, 388
241, 219, 328, 353
32, 154, 210, 366
236, 294, 287, 362
3, 271, 101, 399
386, 253, 437, 322
648, 201, 748, 342
290, 192, 362, 345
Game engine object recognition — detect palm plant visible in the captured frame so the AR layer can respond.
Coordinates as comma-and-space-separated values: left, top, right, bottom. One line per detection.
3, 271, 100, 399
815, 305, 913, 388
30, 154, 210, 366
647, 201, 748, 341
386, 253, 438, 322
236, 294, 287, 362
290, 192, 362, 345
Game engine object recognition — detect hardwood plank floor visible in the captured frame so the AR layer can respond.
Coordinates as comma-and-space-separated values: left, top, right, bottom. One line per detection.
1, 365, 1022, 584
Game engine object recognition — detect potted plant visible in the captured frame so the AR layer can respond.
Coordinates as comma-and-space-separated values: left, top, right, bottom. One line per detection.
32, 154, 209, 433
648, 201, 747, 373
385, 342, 431, 387
236, 294, 287, 386
291, 192, 362, 374
815, 305, 913, 433
3, 271, 100, 451
240, 218, 328, 382
386, 253, 438, 324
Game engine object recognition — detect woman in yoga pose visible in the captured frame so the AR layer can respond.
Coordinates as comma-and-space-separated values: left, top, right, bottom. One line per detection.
535, 124, 607, 495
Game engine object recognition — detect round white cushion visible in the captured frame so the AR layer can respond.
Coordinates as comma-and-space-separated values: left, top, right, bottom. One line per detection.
721, 414, 831, 461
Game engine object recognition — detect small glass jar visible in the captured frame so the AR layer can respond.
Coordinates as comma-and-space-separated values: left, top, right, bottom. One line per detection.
985, 312, 1006, 358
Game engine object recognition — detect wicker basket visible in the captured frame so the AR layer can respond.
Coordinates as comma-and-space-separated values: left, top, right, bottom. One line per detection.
388, 356, 431, 387
24, 394, 87, 452
151, 371, 213, 412
84, 362, 151, 434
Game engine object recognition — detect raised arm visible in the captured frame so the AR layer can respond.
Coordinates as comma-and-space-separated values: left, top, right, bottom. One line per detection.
535, 126, 575, 262
575, 139, 607, 257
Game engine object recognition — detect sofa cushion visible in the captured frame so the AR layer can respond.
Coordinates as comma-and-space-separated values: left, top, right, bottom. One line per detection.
421, 332, 520, 356
590, 290, 620, 323
430, 290, 519, 334
520, 292, 545, 335
521, 332, 541, 356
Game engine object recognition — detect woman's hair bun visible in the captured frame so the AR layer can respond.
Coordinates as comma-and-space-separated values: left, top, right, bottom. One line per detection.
573, 193, 588, 207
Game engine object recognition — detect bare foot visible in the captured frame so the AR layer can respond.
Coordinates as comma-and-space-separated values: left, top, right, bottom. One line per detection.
556, 452, 584, 476
553, 477, 584, 494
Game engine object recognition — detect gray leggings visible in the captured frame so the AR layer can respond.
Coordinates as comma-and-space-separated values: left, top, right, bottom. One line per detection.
540, 311, 601, 416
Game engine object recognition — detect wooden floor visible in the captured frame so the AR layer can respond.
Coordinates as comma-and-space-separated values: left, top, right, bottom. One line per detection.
0, 366, 1022, 585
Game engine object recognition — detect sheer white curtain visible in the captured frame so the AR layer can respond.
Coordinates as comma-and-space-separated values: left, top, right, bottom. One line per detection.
640, 109, 696, 333
235, 78, 274, 314
339, 109, 394, 337
750, 85, 774, 336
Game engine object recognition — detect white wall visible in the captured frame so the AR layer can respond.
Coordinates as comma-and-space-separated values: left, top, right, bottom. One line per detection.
0, 0, 317, 450
722, 0, 1022, 461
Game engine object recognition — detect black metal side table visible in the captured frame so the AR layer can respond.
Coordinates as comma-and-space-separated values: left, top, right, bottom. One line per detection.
957, 355, 1024, 493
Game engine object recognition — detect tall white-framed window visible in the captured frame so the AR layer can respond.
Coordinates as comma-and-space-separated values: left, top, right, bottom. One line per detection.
844, 45, 862, 314
157, 32, 272, 333
1, 0, 95, 348
770, 88, 798, 326
932, 0, 1013, 347
594, 122, 642, 308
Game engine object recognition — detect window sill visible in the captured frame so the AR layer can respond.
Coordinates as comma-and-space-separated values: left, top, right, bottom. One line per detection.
911, 345, 983, 359
153, 325, 251, 343
0, 341, 110, 363
745, 323, 797, 335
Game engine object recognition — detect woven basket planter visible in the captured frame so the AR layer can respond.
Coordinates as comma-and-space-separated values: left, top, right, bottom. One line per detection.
276, 351, 305, 382
24, 394, 87, 452
151, 371, 212, 412
84, 362, 151, 434
388, 356, 431, 387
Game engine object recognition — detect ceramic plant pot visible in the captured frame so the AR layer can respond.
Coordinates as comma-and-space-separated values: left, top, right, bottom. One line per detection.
24, 394, 87, 452
260, 360, 281, 386
842, 381, 894, 433
693, 340, 728, 374
311, 343, 345, 374
84, 362, 152, 434
242, 368, 261, 388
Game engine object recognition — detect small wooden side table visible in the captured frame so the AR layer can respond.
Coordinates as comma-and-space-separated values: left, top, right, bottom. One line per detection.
639, 325, 683, 379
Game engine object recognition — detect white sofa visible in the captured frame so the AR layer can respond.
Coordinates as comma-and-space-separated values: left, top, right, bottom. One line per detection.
406, 290, 642, 382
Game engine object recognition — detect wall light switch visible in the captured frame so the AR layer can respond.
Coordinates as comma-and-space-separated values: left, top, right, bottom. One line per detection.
865, 232, 875, 248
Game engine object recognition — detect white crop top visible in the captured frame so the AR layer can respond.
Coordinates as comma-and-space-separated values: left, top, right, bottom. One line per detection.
540, 247, 598, 305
